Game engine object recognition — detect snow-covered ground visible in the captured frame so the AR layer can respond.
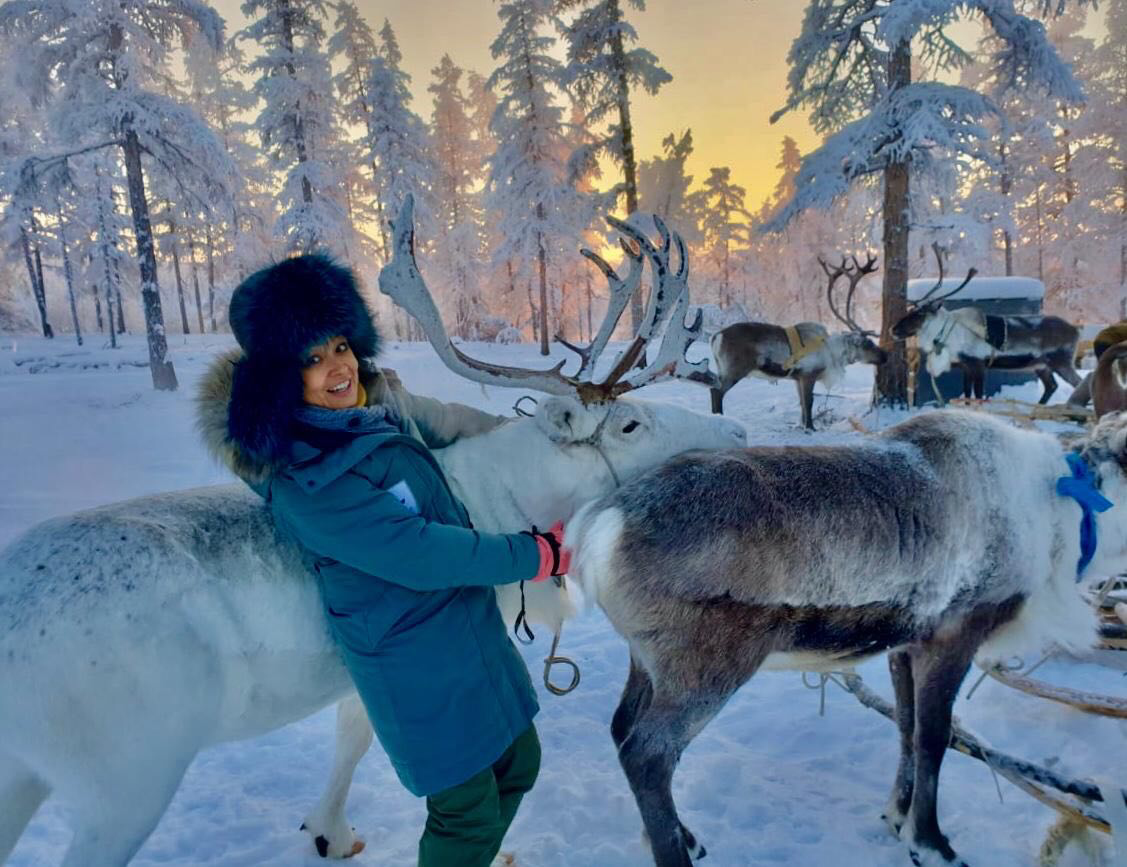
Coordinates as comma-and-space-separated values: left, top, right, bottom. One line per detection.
1, 333, 1123, 867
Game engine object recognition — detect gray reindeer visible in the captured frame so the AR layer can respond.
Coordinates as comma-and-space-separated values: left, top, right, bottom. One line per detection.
567, 408, 1124, 867
709, 254, 887, 428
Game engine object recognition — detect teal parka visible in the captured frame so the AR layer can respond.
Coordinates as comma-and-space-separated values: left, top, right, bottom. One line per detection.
199, 356, 543, 796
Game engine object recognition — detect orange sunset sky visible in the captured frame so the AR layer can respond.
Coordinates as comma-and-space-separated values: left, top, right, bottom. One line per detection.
212, 0, 1110, 212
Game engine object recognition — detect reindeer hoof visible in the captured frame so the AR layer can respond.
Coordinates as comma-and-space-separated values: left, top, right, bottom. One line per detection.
315, 835, 330, 858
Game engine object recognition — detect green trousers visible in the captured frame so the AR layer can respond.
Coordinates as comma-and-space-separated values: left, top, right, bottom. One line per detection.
417, 724, 541, 867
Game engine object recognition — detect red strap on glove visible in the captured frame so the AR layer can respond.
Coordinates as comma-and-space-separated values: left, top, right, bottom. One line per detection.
531, 520, 571, 582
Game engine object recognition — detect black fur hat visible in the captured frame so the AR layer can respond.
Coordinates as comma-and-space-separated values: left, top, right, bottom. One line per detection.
226, 254, 381, 471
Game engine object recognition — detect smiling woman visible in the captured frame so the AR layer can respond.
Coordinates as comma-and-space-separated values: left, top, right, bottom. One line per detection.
218, 253, 571, 867
301, 337, 360, 410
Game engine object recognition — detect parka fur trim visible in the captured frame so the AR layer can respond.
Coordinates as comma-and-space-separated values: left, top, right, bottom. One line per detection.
197, 349, 388, 485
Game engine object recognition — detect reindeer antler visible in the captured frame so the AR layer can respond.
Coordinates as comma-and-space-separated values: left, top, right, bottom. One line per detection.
819, 253, 878, 335
913, 243, 977, 307
379, 196, 714, 402
555, 237, 643, 378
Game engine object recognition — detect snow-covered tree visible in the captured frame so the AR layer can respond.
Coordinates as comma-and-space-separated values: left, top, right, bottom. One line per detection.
327, 1, 385, 264
1, 0, 235, 389
700, 167, 752, 308
429, 55, 486, 337
637, 129, 705, 245
239, 0, 350, 256
488, 0, 597, 354
768, 0, 1091, 405
0, 74, 53, 337
365, 21, 434, 259
558, 0, 671, 329
184, 30, 270, 308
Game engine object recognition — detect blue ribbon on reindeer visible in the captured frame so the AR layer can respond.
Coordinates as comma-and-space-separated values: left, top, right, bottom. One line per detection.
1057, 452, 1114, 579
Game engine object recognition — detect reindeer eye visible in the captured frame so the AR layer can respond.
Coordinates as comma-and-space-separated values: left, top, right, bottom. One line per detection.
622, 421, 640, 434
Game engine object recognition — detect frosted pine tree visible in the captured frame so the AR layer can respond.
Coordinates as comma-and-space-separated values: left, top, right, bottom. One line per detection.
429, 55, 486, 338
239, 0, 351, 256
636, 129, 705, 244
0, 0, 234, 389
768, 0, 1091, 405
0, 75, 53, 337
365, 21, 434, 255
184, 30, 270, 300
327, 1, 384, 264
700, 167, 751, 308
1092, 0, 1127, 300
558, 0, 671, 329
487, 0, 597, 354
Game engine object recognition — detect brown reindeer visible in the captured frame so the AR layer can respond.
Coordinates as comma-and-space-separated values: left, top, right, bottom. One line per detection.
1093, 341, 1127, 419
567, 408, 1118, 867
709, 254, 887, 428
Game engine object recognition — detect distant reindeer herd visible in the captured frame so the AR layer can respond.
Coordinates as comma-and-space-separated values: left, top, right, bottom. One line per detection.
707, 243, 1118, 427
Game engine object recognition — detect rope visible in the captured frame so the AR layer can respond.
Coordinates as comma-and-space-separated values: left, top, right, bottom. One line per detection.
543, 629, 581, 696
800, 670, 852, 716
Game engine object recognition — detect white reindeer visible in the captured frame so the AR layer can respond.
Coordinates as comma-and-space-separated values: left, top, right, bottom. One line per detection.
0, 206, 745, 866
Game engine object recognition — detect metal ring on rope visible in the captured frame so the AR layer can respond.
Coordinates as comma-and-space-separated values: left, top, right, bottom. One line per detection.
513, 395, 538, 417
543, 629, 581, 696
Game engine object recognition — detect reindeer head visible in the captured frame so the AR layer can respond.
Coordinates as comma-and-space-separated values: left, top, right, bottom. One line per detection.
378, 195, 746, 486
818, 253, 887, 367
891, 244, 977, 341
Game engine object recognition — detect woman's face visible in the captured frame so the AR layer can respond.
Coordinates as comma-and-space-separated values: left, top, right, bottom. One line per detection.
301, 335, 360, 410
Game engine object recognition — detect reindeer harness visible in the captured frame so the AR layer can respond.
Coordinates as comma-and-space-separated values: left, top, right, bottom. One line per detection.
783, 325, 826, 371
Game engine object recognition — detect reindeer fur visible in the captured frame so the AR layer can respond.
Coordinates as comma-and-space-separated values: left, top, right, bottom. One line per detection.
709, 321, 886, 428
1093, 341, 1127, 419
897, 307, 1081, 403
568, 409, 1118, 867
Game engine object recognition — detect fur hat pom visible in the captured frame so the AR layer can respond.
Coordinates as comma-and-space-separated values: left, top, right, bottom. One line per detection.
229, 254, 381, 363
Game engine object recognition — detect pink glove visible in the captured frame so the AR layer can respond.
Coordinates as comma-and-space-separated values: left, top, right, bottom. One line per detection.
530, 520, 571, 582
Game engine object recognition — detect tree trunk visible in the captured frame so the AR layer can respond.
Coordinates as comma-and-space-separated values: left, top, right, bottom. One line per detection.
537, 236, 550, 356
205, 224, 217, 332
92, 282, 104, 332
280, 0, 314, 208
610, 0, 643, 332
20, 225, 53, 338
875, 39, 911, 408
187, 230, 205, 334
999, 142, 1014, 276
55, 201, 83, 346
104, 279, 117, 349
122, 127, 177, 390
169, 215, 190, 335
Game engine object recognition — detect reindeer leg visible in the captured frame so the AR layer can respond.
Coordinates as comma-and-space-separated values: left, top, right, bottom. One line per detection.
302, 694, 372, 858
1056, 364, 1082, 388
619, 690, 714, 867
710, 386, 725, 415
902, 639, 978, 867
618, 639, 758, 867
1067, 371, 1092, 407
797, 375, 815, 430
882, 650, 915, 837
0, 752, 50, 863
611, 653, 654, 751
1036, 368, 1057, 404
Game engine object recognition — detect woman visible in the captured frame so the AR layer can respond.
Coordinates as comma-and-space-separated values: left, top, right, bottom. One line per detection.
203, 254, 568, 866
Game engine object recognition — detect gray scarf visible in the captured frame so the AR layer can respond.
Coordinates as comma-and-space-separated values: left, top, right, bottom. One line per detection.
295, 402, 401, 436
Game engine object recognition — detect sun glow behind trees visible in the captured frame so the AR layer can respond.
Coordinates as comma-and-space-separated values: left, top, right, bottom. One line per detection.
0, 0, 1121, 387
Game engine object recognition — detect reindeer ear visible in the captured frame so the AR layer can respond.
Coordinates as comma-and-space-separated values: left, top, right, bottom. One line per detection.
535, 395, 600, 444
